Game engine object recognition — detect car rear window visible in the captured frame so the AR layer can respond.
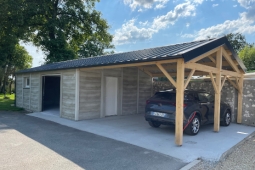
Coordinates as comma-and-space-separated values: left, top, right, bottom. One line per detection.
151, 92, 195, 101
151, 92, 176, 101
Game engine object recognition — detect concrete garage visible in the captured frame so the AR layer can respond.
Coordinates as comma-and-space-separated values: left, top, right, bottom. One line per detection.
16, 36, 248, 146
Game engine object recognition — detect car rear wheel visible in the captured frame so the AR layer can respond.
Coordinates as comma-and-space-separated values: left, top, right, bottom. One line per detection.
184, 115, 200, 136
221, 110, 231, 126
148, 121, 161, 128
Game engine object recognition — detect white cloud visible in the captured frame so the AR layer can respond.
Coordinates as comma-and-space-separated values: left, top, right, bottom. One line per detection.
212, 4, 219, 7
151, 1, 197, 30
181, 13, 255, 40
113, 19, 157, 45
123, 0, 169, 11
233, 4, 237, 7
114, 1, 203, 45
237, 0, 255, 20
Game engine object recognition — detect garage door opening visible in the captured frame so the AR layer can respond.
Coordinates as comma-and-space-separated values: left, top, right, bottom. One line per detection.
42, 76, 61, 112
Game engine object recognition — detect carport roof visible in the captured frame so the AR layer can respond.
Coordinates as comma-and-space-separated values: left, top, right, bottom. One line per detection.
17, 36, 246, 74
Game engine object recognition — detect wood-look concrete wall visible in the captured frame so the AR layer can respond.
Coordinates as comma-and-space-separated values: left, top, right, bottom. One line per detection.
16, 67, 152, 121
15, 69, 76, 120
79, 69, 101, 120
78, 67, 152, 120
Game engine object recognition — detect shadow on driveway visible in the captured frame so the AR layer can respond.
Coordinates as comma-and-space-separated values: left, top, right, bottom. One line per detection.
0, 112, 186, 170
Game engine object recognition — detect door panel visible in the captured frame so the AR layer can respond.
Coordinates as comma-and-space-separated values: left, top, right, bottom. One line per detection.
105, 77, 118, 116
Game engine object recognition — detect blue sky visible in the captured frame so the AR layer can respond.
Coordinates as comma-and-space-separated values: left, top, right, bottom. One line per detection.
25, 0, 255, 67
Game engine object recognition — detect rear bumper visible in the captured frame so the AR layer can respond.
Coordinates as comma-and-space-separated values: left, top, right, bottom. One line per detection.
145, 112, 187, 126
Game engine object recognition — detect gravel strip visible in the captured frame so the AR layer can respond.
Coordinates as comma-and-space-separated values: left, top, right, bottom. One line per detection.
190, 132, 255, 170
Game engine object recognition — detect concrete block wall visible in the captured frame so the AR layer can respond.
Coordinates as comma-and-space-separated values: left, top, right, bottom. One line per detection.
242, 79, 255, 126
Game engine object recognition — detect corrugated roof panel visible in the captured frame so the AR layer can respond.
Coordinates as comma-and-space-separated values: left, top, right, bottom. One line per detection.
17, 37, 246, 74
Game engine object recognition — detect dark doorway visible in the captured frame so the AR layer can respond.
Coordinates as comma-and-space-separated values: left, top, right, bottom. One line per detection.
42, 76, 61, 111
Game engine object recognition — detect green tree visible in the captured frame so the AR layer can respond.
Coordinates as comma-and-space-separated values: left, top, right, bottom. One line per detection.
0, 44, 32, 93
0, 0, 114, 64
226, 33, 247, 53
27, 0, 114, 63
239, 45, 255, 71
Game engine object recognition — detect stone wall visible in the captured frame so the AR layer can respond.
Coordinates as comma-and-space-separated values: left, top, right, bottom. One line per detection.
153, 79, 255, 126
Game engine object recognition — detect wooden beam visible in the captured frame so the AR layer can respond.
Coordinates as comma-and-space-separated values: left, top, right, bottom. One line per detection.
80, 59, 179, 70
214, 47, 222, 132
184, 69, 195, 89
185, 62, 219, 74
151, 71, 209, 77
237, 75, 244, 123
208, 56, 216, 63
141, 61, 238, 72
221, 69, 241, 77
226, 77, 239, 90
186, 46, 221, 63
138, 67, 153, 77
221, 75, 227, 91
222, 48, 241, 73
175, 58, 185, 146
209, 72, 218, 93
156, 63, 177, 87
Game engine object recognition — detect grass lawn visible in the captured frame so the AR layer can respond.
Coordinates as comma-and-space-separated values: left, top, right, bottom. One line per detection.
0, 93, 23, 111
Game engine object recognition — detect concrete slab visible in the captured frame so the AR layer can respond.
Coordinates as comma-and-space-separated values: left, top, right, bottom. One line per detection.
29, 111, 255, 163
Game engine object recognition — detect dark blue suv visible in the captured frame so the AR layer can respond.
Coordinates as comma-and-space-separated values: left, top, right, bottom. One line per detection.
145, 89, 231, 135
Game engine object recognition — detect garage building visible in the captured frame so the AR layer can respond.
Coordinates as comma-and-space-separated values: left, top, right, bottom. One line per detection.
16, 36, 246, 145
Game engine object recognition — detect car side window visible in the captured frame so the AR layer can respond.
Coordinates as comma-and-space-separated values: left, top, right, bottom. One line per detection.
198, 93, 209, 102
207, 94, 214, 102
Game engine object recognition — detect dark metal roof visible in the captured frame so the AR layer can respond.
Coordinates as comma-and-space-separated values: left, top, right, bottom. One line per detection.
17, 36, 246, 74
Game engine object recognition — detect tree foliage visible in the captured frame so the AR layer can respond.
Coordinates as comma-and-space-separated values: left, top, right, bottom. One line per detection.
239, 45, 255, 71
0, 44, 32, 93
226, 33, 247, 53
0, 0, 114, 64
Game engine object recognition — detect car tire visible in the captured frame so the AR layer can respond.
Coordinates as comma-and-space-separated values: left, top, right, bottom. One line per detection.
184, 115, 200, 136
220, 110, 231, 126
148, 121, 161, 128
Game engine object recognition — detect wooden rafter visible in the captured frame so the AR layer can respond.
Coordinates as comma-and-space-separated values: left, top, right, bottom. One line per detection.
222, 48, 241, 73
138, 67, 153, 77
209, 72, 219, 93
156, 63, 177, 87
208, 56, 216, 63
186, 46, 221, 63
221, 75, 227, 91
226, 77, 239, 90
184, 69, 195, 89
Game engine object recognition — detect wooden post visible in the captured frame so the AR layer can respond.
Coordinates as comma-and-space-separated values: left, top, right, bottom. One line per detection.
237, 75, 244, 123
214, 47, 222, 132
175, 58, 184, 146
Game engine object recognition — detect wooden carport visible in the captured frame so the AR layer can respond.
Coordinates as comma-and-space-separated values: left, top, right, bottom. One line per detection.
81, 36, 246, 146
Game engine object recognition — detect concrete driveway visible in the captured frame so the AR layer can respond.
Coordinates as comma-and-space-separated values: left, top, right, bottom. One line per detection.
0, 111, 185, 170
30, 111, 255, 163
